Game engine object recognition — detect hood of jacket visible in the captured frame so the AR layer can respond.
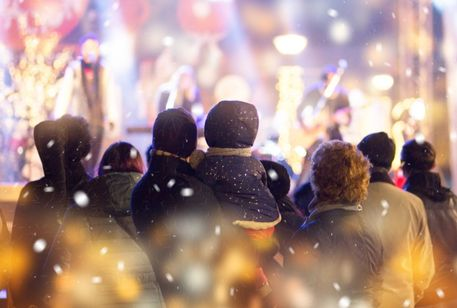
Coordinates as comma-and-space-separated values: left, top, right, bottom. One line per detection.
33, 121, 66, 188
404, 171, 452, 202
204, 100, 259, 149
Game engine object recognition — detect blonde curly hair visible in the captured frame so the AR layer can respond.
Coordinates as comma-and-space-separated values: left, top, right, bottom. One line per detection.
311, 140, 370, 204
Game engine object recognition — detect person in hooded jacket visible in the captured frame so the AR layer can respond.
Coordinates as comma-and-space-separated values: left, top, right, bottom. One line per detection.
401, 139, 457, 306
45, 141, 162, 307
358, 132, 434, 307
131, 108, 226, 307
10, 116, 91, 307
285, 141, 383, 307
192, 101, 281, 302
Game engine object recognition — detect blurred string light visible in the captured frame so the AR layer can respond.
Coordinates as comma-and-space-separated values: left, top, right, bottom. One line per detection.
274, 65, 305, 173
391, 97, 427, 169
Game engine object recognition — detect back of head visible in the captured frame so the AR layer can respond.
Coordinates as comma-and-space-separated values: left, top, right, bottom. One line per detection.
401, 139, 436, 173
261, 160, 291, 199
205, 100, 259, 148
153, 108, 197, 158
98, 142, 144, 176
357, 132, 395, 170
56, 115, 91, 164
311, 140, 370, 204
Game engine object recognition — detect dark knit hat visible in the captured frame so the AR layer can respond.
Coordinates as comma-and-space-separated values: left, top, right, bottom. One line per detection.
205, 100, 259, 149
401, 139, 436, 171
261, 160, 290, 199
357, 132, 395, 169
153, 108, 197, 158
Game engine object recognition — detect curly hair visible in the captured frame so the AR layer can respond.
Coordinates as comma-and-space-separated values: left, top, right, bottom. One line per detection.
311, 140, 370, 204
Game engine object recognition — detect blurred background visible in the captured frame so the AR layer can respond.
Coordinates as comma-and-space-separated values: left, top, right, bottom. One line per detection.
0, 0, 456, 191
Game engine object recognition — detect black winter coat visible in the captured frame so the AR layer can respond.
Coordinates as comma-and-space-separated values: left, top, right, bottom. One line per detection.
131, 154, 221, 305
286, 205, 383, 307
10, 121, 89, 308
405, 171, 457, 305
197, 101, 280, 229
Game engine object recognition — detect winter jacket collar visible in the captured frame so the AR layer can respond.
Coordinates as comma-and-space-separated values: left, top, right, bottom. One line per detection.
206, 147, 252, 157
404, 171, 451, 202
306, 198, 362, 224
148, 153, 195, 176
370, 167, 394, 185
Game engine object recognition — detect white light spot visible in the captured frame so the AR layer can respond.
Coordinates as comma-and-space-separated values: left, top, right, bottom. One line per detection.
313, 242, 320, 249
46, 139, 55, 148
333, 282, 341, 291
33, 239, 47, 253
405, 68, 412, 77
53, 264, 63, 275
288, 246, 295, 254
100, 247, 108, 255
230, 287, 236, 297
74, 191, 90, 207
17, 147, 24, 155
436, 288, 445, 298
130, 148, 138, 159
181, 188, 194, 197
102, 165, 112, 170
268, 169, 279, 181
403, 299, 412, 307
43, 186, 54, 193
84, 153, 92, 161
415, 133, 426, 144
381, 199, 390, 216
165, 273, 174, 282
117, 260, 125, 271
91, 276, 103, 284
339, 296, 351, 308
167, 179, 176, 188
153, 184, 161, 192
329, 19, 352, 44
327, 8, 339, 18
215, 225, 221, 236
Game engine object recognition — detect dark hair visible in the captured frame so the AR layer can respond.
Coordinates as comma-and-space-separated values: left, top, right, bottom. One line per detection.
153, 108, 197, 158
401, 139, 436, 173
57, 115, 91, 163
98, 142, 144, 176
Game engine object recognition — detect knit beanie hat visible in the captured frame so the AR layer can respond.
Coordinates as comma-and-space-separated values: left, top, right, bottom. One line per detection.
153, 108, 197, 158
401, 139, 436, 171
357, 132, 395, 169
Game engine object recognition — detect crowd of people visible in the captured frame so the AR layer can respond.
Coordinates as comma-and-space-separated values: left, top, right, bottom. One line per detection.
2, 99, 457, 307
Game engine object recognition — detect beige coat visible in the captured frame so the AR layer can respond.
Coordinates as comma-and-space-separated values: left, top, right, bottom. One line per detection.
361, 182, 435, 308
54, 60, 122, 146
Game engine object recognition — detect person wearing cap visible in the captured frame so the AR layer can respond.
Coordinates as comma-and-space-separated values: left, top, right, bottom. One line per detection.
358, 132, 434, 307
401, 139, 457, 306
286, 140, 382, 307
130, 108, 223, 306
